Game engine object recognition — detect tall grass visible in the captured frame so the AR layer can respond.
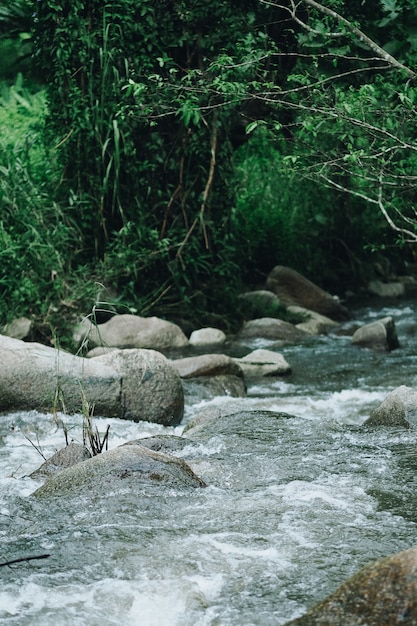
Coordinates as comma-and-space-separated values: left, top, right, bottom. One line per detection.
0, 76, 87, 334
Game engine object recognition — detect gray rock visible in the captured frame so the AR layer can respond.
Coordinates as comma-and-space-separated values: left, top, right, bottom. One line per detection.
352, 316, 400, 352
189, 327, 226, 346
0, 335, 121, 416
368, 280, 405, 298
93, 349, 184, 426
184, 409, 294, 440
239, 318, 308, 343
183, 375, 246, 399
123, 435, 192, 454
30, 443, 92, 478
32, 444, 206, 498
287, 305, 339, 335
170, 353, 243, 379
363, 385, 417, 428
266, 265, 349, 321
0, 337, 184, 426
74, 314, 189, 351
284, 545, 417, 626
2, 317, 32, 340
234, 349, 291, 377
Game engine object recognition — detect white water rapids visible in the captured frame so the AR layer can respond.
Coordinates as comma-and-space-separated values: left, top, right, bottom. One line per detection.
1, 300, 417, 625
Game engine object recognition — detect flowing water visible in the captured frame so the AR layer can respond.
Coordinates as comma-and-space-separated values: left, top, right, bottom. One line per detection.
1, 299, 417, 625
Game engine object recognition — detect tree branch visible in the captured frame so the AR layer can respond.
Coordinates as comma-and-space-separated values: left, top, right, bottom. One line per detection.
258, 0, 417, 79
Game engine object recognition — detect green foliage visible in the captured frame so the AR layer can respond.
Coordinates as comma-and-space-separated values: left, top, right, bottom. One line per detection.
32, 0, 275, 315
2, 0, 417, 344
0, 77, 84, 331
0, 0, 34, 80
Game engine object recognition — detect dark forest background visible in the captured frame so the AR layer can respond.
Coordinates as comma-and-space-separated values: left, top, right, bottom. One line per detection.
1, 0, 417, 343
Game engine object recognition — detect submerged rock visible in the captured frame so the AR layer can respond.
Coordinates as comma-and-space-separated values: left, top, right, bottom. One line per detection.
123, 434, 192, 454
184, 409, 294, 440
32, 444, 206, 498
284, 545, 417, 625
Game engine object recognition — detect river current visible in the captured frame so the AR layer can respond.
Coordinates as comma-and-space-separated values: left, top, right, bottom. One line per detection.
1, 299, 417, 625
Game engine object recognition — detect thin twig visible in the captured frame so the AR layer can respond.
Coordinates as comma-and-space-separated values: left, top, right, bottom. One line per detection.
0, 554, 50, 568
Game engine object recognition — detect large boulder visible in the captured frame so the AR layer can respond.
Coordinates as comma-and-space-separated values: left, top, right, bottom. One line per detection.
351, 316, 400, 352
32, 444, 206, 498
266, 266, 350, 321
238, 318, 308, 343
0, 336, 184, 426
284, 545, 417, 626
0, 335, 121, 416
363, 385, 417, 428
73, 313, 189, 351
91, 349, 184, 425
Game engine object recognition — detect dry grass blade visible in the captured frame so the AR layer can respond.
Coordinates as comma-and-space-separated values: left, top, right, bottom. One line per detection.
82, 409, 110, 456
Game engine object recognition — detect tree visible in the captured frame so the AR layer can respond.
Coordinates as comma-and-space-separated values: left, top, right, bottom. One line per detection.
252, 0, 417, 245
33, 0, 417, 316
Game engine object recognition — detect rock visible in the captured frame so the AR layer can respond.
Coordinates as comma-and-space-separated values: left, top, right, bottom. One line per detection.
32, 444, 206, 498
30, 443, 92, 479
234, 349, 291, 377
284, 545, 417, 626
368, 280, 406, 298
0, 336, 184, 426
92, 349, 184, 426
170, 353, 243, 379
238, 290, 282, 317
184, 409, 294, 440
0, 335, 121, 416
183, 375, 246, 399
351, 316, 400, 352
85, 346, 118, 358
189, 327, 226, 346
363, 386, 417, 428
2, 317, 33, 340
266, 265, 350, 321
399, 275, 417, 296
73, 314, 189, 351
287, 305, 339, 335
238, 318, 308, 343
123, 435, 192, 454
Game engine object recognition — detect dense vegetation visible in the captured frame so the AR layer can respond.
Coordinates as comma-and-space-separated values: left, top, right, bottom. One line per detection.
1, 0, 417, 344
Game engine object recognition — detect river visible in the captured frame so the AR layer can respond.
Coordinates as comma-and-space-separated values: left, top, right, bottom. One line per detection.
1, 298, 417, 625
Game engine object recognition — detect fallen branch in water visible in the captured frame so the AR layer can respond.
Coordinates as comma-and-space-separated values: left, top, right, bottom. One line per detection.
0, 553, 51, 568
